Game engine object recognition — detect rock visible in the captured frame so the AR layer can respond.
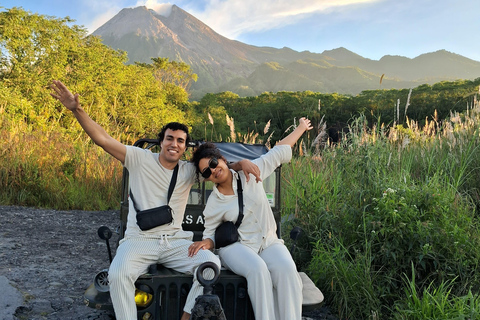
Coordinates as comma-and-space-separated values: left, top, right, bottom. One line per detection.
0, 276, 24, 320
31, 299, 54, 314
49, 281, 64, 288
63, 297, 74, 304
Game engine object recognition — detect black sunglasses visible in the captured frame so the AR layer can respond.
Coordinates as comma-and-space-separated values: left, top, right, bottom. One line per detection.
201, 157, 219, 179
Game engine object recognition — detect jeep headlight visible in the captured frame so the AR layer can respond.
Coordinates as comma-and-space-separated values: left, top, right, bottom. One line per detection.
135, 289, 153, 307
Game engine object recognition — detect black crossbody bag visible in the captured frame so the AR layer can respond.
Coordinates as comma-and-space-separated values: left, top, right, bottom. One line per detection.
214, 177, 244, 249
130, 164, 178, 231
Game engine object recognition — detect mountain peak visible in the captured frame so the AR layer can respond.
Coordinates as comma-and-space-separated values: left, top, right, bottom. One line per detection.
149, 4, 175, 18
92, 6, 170, 39
93, 6, 480, 99
321, 47, 365, 61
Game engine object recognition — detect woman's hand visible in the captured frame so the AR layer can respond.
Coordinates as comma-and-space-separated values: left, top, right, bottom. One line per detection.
238, 159, 261, 183
298, 117, 313, 132
276, 116, 314, 147
188, 239, 214, 257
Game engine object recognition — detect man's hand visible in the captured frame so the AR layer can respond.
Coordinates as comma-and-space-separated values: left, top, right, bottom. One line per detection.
49, 79, 127, 163
238, 159, 261, 183
50, 80, 80, 111
188, 239, 214, 257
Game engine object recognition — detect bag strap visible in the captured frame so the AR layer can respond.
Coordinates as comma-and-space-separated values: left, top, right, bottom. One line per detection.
130, 164, 179, 212
235, 176, 244, 227
167, 164, 179, 203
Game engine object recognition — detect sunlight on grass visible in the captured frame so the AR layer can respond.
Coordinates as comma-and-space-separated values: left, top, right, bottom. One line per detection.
281, 91, 480, 318
2, 87, 480, 319
0, 118, 122, 210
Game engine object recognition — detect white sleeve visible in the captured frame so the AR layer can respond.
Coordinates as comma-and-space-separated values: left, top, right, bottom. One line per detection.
202, 196, 225, 242
252, 145, 292, 181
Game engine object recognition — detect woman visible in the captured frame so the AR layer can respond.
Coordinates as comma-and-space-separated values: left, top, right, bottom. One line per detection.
188, 117, 313, 320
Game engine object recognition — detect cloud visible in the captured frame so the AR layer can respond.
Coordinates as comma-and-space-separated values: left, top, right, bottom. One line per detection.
86, 10, 122, 32
183, 0, 381, 38
80, 0, 174, 33
120, 0, 381, 38
137, 0, 174, 17
79, 0, 128, 33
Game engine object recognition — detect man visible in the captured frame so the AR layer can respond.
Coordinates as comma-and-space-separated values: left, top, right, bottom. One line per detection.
50, 80, 260, 320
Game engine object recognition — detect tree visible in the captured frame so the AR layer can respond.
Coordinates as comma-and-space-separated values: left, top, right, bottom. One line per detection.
0, 8, 84, 99
0, 8, 192, 142
136, 57, 198, 108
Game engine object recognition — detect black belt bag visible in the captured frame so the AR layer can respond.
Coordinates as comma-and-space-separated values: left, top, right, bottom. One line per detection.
135, 204, 173, 231
214, 177, 244, 249
130, 164, 178, 231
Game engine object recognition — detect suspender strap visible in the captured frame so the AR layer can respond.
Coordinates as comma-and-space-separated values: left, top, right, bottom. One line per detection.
129, 164, 179, 212
235, 176, 244, 227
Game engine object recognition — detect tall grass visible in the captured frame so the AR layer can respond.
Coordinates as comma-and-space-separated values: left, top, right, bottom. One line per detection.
282, 94, 480, 318
0, 118, 122, 210
393, 266, 480, 320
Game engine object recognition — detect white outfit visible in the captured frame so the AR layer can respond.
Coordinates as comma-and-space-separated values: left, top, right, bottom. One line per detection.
202, 145, 303, 320
108, 146, 220, 320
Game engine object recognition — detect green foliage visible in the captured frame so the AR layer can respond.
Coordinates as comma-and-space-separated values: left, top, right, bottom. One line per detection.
394, 268, 480, 320
0, 125, 122, 210
365, 184, 479, 298
282, 109, 480, 319
309, 239, 381, 319
136, 57, 198, 107
0, 8, 196, 209
0, 7, 193, 143
191, 78, 480, 147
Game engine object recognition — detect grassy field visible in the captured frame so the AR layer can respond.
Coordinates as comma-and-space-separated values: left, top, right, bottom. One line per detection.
2, 95, 480, 319
282, 101, 480, 318
0, 118, 123, 210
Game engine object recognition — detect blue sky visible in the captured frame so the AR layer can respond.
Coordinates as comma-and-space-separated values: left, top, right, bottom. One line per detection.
2, 0, 480, 62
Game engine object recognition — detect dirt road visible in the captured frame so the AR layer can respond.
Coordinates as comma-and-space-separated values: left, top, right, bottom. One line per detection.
0, 205, 336, 320
0, 205, 119, 319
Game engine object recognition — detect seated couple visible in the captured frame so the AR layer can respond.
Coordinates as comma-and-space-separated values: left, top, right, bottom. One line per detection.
50, 80, 312, 320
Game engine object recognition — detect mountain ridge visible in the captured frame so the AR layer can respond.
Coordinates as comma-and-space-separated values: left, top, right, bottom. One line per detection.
92, 5, 480, 99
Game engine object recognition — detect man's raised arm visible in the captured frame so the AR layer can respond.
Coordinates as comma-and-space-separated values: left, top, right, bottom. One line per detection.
49, 80, 126, 164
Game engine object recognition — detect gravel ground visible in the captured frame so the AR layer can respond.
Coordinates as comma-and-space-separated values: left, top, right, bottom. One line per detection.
0, 205, 338, 320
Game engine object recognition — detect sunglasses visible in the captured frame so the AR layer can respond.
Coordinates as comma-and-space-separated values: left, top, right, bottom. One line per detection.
201, 157, 219, 179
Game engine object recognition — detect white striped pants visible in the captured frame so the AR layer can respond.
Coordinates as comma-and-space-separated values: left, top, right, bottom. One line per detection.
219, 242, 303, 320
108, 236, 221, 320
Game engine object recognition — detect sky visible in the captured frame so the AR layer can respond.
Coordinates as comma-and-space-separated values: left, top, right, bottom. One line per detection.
2, 0, 480, 62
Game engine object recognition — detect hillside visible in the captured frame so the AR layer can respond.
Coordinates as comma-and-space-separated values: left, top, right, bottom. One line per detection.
93, 5, 480, 99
